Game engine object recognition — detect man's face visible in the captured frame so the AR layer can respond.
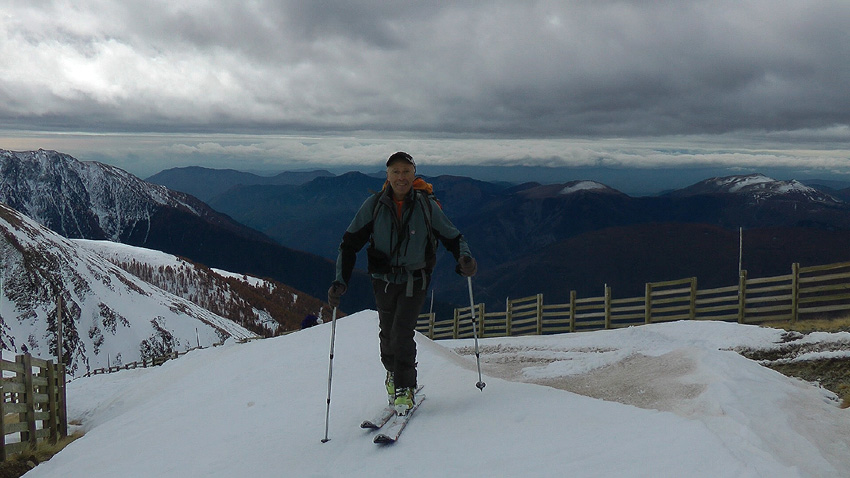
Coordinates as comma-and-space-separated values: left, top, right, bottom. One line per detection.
386, 163, 415, 198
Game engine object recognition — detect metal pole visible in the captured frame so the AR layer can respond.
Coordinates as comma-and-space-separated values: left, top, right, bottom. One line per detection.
321, 307, 339, 443
739, 226, 743, 276
57, 293, 63, 366
467, 277, 486, 391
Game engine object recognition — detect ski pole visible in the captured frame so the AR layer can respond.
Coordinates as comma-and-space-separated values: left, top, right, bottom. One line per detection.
467, 277, 486, 391
321, 307, 339, 443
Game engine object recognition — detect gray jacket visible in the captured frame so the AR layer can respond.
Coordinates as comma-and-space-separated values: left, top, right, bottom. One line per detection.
335, 185, 471, 292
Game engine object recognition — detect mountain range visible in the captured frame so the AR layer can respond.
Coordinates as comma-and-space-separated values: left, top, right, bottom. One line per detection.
145, 166, 335, 202
4, 148, 850, 333
150, 165, 850, 308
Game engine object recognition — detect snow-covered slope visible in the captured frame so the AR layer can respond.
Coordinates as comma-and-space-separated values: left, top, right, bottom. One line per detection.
27, 314, 850, 477
0, 203, 256, 376
74, 239, 333, 336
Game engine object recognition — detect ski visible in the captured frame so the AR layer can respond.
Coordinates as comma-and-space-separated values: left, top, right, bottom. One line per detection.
373, 395, 425, 444
360, 385, 424, 430
360, 405, 396, 430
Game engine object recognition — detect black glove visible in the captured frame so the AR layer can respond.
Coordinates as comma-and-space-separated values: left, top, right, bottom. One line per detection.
327, 282, 347, 308
457, 255, 477, 277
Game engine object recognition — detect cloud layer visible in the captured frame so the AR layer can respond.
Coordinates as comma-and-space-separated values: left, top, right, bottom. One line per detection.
3, 1, 849, 136
1, 1, 849, 179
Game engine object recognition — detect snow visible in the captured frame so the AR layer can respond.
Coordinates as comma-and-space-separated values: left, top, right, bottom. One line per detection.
559, 180, 607, 195
0, 206, 256, 375
23, 312, 850, 477
72, 238, 182, 268
716, 174, 822, 197
75, 238, 278, 294
210, 268, 269, 289
775, 181, 809, 194
724, 174, 774, 193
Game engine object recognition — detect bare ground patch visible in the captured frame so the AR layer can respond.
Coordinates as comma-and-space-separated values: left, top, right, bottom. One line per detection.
454, 343, 705, 412
453, 326, 850, 410
533, 350, 706, 411
735, 331, 850, 407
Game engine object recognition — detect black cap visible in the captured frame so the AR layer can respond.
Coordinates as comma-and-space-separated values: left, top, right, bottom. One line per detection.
386, 151, 415, 168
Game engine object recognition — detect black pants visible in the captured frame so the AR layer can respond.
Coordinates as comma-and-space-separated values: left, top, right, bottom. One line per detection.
372, 276, 429, 389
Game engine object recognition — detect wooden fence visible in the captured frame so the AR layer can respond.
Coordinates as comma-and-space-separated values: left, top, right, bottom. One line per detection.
417, 261, 850, 340
1, 354, 67, 461
82, 338, 243, 377
83, 349, 195, 377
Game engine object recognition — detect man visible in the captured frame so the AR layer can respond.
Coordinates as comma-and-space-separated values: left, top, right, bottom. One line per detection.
328, 151, 477, 415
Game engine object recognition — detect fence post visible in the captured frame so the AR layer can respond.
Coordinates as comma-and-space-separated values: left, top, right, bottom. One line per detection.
506, 297, 513, 337
0, 380, 6, 461
57, 293, 63, 369
569, 290, 577, 333
453, 308, 460, 339
46, 360, 59, 444
645, 283, 652, 324
479, 303, 486, 338
536, 294, 544, 335
738, 270, 748, 324
604, 285, 612, 329
791, 262, 800, 323
428, 313, 435, 340
19, 354, 37, 449
58, 362, 67, 438
689, 277, 697, 321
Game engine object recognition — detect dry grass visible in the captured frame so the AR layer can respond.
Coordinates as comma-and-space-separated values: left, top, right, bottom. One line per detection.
754, 316, 850, 408
0, 431, 84, 478
760, 316, 850, 333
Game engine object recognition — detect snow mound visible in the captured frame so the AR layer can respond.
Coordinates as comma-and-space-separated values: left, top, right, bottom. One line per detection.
27, 314, 850, 477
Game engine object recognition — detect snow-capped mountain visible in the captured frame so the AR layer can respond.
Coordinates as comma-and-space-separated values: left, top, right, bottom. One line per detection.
0, 148, 265, 242
0, 202, 256, 376
517, 180, 622, 199
671, 173, 842, 204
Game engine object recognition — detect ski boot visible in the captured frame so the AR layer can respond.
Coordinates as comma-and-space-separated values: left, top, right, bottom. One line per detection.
394, 386, 416, 416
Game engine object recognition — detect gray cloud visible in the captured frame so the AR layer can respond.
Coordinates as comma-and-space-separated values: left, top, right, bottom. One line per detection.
1, 0, 849, 177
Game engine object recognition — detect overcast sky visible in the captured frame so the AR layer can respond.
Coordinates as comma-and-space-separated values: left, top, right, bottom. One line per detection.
1, 0, 849, 180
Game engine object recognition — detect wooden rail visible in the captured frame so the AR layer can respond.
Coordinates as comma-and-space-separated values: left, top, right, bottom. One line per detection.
417, 261, 850, 340
82, 339, 238, 377
1, 354, 67, 461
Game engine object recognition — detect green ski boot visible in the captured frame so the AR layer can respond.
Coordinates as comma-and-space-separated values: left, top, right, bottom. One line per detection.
394, 386, 416, 416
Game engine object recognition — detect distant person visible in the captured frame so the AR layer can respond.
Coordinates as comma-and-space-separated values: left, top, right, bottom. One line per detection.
328, 151, 477, 415
300, 314, 322, 329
